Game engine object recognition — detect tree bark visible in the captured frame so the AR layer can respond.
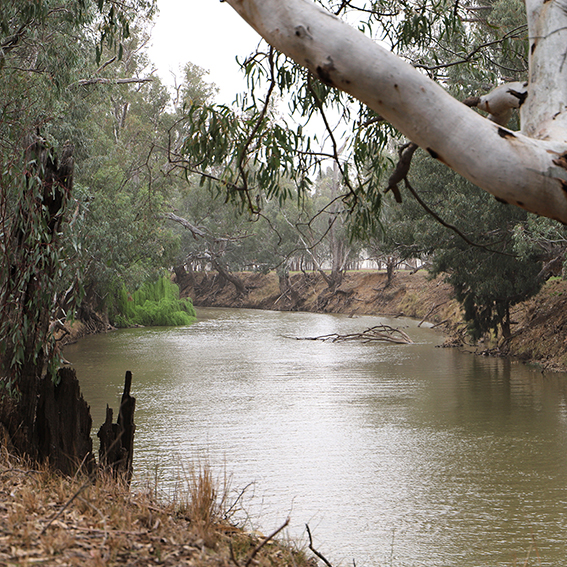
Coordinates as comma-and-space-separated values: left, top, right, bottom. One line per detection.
523, 0, 567, 141
224, 0, 567, 223
35, 367, 96, 476
97, 371, 136, 481
210, 257, 247, 295
1, 136, 75, 462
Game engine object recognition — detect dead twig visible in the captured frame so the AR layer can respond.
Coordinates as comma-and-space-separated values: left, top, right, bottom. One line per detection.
306, 524, 334, 567
418, 301, 448, 327
40, 476, 93, 535
223, 481, 255, 521
244, 517, 290, 567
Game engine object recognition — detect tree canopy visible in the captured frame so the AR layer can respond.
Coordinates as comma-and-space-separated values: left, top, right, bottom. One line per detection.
2, 0, 567, 465
219, 0, 567, 223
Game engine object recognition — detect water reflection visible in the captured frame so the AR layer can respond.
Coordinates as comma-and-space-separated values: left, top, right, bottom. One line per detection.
66, 307, 567, 566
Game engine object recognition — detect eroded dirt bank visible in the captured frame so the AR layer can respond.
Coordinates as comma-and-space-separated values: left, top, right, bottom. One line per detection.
177, 269, 456, 321
176, 269, 567, 372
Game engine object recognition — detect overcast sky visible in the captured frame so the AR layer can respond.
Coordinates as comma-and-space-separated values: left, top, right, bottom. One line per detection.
147, 1, 261, 104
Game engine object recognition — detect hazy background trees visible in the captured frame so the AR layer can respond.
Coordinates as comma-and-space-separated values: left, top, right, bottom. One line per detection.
3, 0, 567, 393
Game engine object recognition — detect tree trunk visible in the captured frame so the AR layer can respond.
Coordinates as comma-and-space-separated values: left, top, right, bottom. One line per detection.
385, 257, 396, 287
277, 264, 290, 294
500, 306, 512, 340
173, 264, 195, 296
210, 257, 247, 295
1, 136, 75, 462
97, 371, 136, 482
327, 160, 349, 290
35, 367, 96, 476
224, 0, 567, 223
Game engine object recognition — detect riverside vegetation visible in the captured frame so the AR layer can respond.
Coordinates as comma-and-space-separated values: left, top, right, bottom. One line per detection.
0, 447, 313, 567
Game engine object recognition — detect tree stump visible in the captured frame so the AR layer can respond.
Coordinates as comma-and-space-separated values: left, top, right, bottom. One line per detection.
97, 371, 136, 481
35, 367, 96, 476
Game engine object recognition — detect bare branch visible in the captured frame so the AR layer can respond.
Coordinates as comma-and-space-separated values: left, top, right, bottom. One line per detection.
162, 212, 207, 239
294, 324, 413, 344
244, 518, 290, 567
385, 142, 418, 203
70, 77, 153, 88
306, 524, 334, 567
95, 56, 117, 74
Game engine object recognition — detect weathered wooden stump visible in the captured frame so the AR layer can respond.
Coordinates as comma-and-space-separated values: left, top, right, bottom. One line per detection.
35, 367, 96, 476
97, 371, 136, 481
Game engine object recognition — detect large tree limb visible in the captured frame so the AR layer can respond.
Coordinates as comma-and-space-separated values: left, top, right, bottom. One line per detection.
224, 0, 567, 224
163, 212, 207, 239
523, 0, 567, 140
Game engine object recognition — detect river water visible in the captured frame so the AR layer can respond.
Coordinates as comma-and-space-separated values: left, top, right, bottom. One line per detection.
65, 307, 567, 566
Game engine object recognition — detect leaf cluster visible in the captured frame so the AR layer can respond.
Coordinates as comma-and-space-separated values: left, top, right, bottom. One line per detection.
376, 151, 543, 340
112, 276, 196, 328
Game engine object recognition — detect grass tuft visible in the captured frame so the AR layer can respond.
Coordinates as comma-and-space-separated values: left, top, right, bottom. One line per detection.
0, 447, 313, 567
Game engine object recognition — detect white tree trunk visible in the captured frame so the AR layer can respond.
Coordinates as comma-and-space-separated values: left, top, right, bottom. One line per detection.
224, 0, 567, 224
523, 0, 567, 141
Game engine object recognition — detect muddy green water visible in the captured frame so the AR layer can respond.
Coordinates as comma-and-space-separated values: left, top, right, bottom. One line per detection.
65, 307, 567, 566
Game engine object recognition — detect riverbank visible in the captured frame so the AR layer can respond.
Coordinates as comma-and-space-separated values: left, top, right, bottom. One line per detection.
176, 269, 461, 322
0, 448, 312, 567
175, 269, 567, 372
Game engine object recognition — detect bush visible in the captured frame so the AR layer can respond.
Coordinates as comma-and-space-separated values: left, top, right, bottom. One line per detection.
113, 276, 196, 328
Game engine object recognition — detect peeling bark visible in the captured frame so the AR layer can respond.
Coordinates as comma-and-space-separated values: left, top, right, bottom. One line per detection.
224, 0, 567, 223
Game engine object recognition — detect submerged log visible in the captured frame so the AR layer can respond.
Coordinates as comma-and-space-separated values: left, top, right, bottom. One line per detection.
294, 324, 413, 344
97, 371, 136, 481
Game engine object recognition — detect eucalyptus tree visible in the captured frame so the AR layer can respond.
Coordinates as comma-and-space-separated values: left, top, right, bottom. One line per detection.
513, 216, 567, 277
74, 31, 182, 311
381, 153, 543, 340
221, 0, 567, 224
0, 0, 156, 461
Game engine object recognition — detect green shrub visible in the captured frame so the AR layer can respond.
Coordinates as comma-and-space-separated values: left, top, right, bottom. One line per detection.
113, 276, 196, 328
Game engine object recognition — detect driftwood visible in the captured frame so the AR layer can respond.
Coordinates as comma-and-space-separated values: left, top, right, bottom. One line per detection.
97, 371, 136, 481
417, 301, 449, 327
294, 324, 413, 344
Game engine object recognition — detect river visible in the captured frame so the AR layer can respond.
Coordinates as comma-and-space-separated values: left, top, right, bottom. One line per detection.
64, 307, 567, 566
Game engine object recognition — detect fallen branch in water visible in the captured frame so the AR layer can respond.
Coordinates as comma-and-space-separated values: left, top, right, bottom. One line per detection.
293, 324, 413, 344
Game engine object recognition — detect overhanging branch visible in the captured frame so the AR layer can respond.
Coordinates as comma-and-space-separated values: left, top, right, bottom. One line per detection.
223, 0, 567, 223
70, 77, 153, 88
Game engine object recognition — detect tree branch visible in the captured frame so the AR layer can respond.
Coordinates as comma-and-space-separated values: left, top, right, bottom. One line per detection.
403, 178, 517, 257
223, 0, 567, 223
306, 524, 334, 567
243, 518, 290, 567
70, 77, 153, 88
385, 141, 418, 203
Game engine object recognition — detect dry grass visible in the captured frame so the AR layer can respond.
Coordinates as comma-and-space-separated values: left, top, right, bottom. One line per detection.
0, 448, 313, 567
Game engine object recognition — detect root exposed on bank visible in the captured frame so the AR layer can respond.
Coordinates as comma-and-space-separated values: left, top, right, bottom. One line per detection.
293, 324, 413, 344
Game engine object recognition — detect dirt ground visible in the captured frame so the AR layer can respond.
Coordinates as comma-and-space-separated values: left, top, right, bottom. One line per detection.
177, 269, 457, 320
176, 268, 567, 373
506, 277, 567, 371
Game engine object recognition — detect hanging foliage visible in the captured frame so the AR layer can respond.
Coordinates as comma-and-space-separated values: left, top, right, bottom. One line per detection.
113, 276, 196, 328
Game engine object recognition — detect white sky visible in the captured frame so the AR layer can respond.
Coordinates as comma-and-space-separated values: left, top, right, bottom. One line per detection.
147, 1, 261, 104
